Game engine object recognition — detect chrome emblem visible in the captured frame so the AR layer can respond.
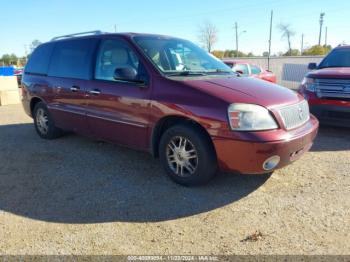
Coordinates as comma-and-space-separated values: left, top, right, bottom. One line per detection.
298, 106, 304, 120
343, 86, 350, 93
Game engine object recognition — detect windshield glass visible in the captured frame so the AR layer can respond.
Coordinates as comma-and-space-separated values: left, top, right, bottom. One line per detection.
134, 36, 233, 75
319, 48, 350, 68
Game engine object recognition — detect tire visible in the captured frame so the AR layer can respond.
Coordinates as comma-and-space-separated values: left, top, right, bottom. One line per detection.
33, 102, 63, 139
159, 124, 217, 186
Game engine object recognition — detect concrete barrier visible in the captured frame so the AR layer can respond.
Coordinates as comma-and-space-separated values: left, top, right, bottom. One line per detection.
0, 76, 20, 106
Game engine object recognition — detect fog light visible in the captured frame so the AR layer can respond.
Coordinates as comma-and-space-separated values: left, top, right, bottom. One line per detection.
263, 156, 281, 171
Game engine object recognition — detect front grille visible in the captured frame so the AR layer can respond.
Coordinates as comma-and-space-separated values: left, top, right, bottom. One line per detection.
315, 79, 350, 100
278, 100, 310, 130
327, 111, 350, 119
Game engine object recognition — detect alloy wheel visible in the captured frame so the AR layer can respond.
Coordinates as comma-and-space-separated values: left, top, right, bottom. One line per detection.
166, 136, 198, 177
36, 108, 49, 135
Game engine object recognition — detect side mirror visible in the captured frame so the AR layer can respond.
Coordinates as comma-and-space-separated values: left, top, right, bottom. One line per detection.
308, 63, 317, 70
114, 67, 138, 82
235, 70, 244, 75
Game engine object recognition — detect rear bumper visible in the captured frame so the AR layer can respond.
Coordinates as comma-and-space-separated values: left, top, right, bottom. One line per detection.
213, 116, 319, 174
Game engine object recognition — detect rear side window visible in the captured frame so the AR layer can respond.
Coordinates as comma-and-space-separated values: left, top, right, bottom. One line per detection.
25, 43, 54, 75
250, 65, 262, 75
48, 39, 97, 79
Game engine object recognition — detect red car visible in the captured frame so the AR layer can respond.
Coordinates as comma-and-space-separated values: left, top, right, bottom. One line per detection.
223, 60, 277, 83
21, 32, 318, 186
299, 45, 350, 127
14, 67, 24, 86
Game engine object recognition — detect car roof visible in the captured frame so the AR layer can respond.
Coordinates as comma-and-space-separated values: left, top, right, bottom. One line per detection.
223, 59, 243, 63
223, 59, 258, 66
334, 45, 350, 50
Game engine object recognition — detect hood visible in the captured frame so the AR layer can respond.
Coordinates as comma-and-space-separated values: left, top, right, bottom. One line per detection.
181, 76, 302, 108
308, 67, 350, 79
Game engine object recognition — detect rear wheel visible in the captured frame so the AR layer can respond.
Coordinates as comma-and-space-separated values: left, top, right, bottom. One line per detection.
33, 102, 63, 139
159, 124, 217, 186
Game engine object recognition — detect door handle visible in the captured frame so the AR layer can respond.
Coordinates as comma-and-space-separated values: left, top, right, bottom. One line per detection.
70, 86, 80, 92
88, 89, 101, 95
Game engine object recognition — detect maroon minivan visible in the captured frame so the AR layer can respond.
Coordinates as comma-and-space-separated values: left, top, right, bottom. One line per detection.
21, 31, 319, 186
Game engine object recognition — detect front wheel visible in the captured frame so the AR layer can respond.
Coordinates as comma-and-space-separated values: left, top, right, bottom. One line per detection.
159, 124, 217, 186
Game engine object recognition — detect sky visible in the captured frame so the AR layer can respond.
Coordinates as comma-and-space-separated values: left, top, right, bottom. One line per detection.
1, 0, 349, 57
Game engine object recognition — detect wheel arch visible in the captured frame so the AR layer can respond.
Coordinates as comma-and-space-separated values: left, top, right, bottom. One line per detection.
151, 115, 216, 158
30, 97, 44, 115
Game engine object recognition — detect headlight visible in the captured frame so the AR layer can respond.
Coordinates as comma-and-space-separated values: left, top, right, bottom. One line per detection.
228, 104, 278, 131
301, 77, 315, 92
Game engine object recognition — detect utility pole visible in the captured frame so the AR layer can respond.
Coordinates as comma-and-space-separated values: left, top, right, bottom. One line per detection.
301, 34, 304, 55
318, 12, 325, 45
267, 10, 273, 70
325, 26, 328, 46
234, 22, 246, 58
234, 22, 238, 57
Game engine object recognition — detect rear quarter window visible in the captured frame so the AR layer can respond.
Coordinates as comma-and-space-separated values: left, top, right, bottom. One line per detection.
48, 39, 98, 79
25, 43, 54, 75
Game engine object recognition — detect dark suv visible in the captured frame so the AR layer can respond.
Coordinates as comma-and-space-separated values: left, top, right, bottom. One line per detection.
21, 31, 318, 186
299, 45, 350, 127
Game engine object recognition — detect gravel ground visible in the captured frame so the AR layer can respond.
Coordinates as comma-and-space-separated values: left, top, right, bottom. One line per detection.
0, 104, 349, 255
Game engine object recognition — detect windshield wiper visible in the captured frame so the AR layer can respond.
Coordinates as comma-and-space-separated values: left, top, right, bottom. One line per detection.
166, 71, 208, 77
205, 69, 234, 74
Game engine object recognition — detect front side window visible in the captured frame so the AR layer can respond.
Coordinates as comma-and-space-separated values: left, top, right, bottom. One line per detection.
232, 64, 249, 76
134, 36, 232, 76
319, 48, 350, 68
48, 39, 97, 79
250, 65, 262, 75
95, 39, 146, 82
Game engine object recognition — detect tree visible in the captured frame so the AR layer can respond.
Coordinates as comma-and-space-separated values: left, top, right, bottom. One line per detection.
262, 51, 269, 57
29, 40, 42, 53
198, 21, 218, 52
278, 23, 295, 56
302, 45, 331, 56
283, 49, 300, 56
0, 53, 18, 66
211, 50, 224, 59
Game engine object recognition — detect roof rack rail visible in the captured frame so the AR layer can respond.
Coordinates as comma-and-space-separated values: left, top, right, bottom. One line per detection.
51, 30, 103, 41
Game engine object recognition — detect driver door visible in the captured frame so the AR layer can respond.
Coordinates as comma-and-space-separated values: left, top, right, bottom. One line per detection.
86, 38, 151, 150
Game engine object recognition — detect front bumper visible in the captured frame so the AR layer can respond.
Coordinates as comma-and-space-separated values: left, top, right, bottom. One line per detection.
299, 88, 350, 127
213, 116, 319, 174
310, 104, 350, 127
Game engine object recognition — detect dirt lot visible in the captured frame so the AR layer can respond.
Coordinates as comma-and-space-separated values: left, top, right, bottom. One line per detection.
0, 104, 349, 255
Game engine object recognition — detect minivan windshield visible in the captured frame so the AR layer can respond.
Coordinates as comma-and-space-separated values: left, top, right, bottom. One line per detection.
134, 36, 233, 76
319, 48, 350, 69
